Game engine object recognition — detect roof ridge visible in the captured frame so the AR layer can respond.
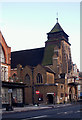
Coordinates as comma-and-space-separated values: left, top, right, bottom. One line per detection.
11, 47, 45, 53
44, 66, 55, 74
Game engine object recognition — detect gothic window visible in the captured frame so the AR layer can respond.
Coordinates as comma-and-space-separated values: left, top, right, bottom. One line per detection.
36, 73, 43, 84
61, 93, 64, 97
60, 85, 63, 89
0, 44, 5, 63
25, 74, 30, 84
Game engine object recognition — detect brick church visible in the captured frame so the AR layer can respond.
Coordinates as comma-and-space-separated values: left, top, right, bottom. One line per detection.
11, 20, 78, 105
0, 20, 79, 106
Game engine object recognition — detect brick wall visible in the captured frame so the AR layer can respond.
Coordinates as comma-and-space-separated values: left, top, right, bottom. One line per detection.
0, 31, 11, 80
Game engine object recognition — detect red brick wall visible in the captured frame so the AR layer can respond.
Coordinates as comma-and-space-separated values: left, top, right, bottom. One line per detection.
0, 31, 11, 80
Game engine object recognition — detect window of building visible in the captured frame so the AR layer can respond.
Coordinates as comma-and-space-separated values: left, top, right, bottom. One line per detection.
2, 88, 9, 104
60, 85, 63, 89
0, 45, 5, 63
36, 73, 43, 84
16, 89, 23, 103
25, 74, 30, 84
61, 93, 64, 97
1, 66, 8, 81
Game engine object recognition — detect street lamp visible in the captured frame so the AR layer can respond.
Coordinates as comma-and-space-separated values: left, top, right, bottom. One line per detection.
6, 89, 13, 111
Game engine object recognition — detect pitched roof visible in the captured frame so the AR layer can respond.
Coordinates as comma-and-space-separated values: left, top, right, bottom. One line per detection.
49, 22, 64, 33
44, 66, 55, 74
11, 47, 45, 69
48, 22, 69, 38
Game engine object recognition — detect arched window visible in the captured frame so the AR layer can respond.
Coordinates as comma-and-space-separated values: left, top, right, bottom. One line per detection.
0, 44, 5, 63
36, 73, 43, 84
25, 74, 30, 84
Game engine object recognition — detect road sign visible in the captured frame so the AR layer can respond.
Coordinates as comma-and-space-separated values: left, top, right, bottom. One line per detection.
54, 92, 55, 96
36, 91, 40, 94
65, 93, 67, 97
8, 89, 12, 93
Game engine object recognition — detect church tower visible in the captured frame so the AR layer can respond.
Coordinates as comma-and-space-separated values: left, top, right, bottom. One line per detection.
42, 20, 73, 75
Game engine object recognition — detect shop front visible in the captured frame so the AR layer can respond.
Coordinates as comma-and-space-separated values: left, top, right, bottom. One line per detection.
2, 81, 25, 108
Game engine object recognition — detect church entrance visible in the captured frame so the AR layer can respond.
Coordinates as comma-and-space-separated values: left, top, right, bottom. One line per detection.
47, 94, 53, 104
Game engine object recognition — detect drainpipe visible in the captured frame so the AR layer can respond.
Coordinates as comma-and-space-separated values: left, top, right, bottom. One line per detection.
55, 83, 58, 104
32, 67, 35, 105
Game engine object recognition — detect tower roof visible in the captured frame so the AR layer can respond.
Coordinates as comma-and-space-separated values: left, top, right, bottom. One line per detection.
49, 22, 64, 33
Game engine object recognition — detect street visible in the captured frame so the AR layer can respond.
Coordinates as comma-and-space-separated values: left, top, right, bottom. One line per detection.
2, 104, 82, 120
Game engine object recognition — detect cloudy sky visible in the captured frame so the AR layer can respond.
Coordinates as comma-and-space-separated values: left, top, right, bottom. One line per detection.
0, 1, 80, 69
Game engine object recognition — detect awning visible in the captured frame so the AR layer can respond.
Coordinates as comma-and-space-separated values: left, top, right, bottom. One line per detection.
2, 81, 26, 88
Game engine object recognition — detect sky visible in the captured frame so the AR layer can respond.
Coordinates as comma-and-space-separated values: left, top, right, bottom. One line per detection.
0, 2, 80, 70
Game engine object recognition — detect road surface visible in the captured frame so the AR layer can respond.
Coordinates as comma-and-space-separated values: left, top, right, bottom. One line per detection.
2, 104, 82, 120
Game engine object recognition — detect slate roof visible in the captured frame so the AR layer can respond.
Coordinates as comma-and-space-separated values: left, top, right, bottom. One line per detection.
49, 22, 64, 33
44, 66, 55, 74
48, 22, 69, 37
11, 47, 45, 69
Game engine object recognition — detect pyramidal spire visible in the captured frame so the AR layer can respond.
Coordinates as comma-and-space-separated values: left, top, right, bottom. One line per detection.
48, 13, 65, 33
49, 22, 64, 33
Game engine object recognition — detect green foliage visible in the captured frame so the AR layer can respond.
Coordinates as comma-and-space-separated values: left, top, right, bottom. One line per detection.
9, 77, 12, 80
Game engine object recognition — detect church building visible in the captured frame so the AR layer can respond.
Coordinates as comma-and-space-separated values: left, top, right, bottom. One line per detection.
11, 20, 78, 105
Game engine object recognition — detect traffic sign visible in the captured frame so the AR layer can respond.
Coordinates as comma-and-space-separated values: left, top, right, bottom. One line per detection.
36, 91, 40, 94
54, 92, 55, 96
8, 89, 12, 93
65, 93, 67, 97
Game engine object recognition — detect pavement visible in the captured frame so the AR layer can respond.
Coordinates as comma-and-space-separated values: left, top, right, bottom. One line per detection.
2, 103, 72, 114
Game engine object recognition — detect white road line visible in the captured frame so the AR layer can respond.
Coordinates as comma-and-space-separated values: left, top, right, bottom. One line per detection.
64, 112, 68, 114
57, 112, 63, 114
75, 110, 80, 113
57, 106, 60, 107
22, 115, 47, 120
57, 111, 73, 115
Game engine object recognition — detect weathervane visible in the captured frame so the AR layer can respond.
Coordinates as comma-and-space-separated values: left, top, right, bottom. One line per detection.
56, 12, 58, 23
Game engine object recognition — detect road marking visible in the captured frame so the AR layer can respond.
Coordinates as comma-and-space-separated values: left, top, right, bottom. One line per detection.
57, 112, 63, 114
57, 110, 81, 115
75, 110, 80, 113
57, 106, 60, 107
22, 115, 47, 120
57, 111, 73, 115
64, 112, 67, 114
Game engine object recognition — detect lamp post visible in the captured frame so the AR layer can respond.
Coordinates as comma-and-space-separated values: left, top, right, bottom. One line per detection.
6, 89, 13, 111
